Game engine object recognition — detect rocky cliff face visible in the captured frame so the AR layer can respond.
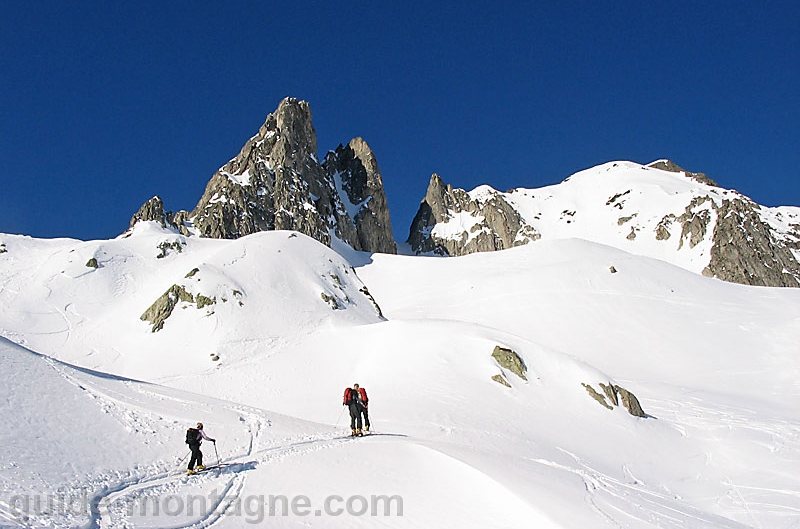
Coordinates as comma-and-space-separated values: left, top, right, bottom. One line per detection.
323, 138, 396, 254
703, 199, 800, 287
407, 161, 800, 288
129, 98, 395, 254
407, 174, 540, 256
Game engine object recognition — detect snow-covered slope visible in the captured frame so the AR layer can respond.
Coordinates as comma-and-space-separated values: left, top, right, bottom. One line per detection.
0, 223, 382, 380
1, 227, 799, 528
408, 161, 800, 287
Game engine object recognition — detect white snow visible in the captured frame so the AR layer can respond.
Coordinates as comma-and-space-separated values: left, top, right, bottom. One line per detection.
331, 171, 369, 221
431, 210, 487, 243
1, 198, 800, 527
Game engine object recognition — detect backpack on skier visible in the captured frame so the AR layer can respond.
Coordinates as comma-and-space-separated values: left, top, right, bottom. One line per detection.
185, 427, 199, 445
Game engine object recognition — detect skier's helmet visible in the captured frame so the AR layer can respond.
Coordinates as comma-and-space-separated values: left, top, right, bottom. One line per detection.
196, 422, 203, 429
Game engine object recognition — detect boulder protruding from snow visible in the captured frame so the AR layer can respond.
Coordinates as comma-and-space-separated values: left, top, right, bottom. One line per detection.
140, 284, 216, 332
582, 382, 646, 418
491, 346, 528, 381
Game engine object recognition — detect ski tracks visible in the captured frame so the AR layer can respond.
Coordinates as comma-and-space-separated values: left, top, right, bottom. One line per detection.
528, 448, 752, 529
47, 365, 354, 529
93, 429, 354, 529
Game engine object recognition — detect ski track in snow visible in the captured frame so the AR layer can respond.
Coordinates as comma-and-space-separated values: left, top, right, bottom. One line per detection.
42, 359, 358, 529
93, 431, 358, 529
528, 449, 751, 529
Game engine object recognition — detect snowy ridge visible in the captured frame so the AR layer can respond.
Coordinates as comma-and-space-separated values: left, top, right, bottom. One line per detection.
505, 161, 729, 273
409, 160, 800, 286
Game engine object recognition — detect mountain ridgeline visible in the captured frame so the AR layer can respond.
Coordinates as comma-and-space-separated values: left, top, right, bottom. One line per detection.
130, 98, 800, 288
407, 161, 800, 288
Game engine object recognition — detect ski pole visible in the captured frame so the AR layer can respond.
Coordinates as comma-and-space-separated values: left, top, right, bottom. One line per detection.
335, 405, 346, 427
177, 451, 190, 466
213, 441, 221, 476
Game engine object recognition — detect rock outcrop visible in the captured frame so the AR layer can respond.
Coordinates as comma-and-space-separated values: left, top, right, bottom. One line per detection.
491, 345, 528, 381
129, 196, 190, 236
140, 284, 217, 332
407, 174, 540, 256
129, 98, 396, 254
140, 284, 196, 332
703, 199, 800, 287
647, 159, 718, 187
129, 196, 171, 230
582, 382, 647, 418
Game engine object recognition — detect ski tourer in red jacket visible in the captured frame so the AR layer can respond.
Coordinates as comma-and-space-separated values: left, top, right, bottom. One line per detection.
343, 384, 370, 435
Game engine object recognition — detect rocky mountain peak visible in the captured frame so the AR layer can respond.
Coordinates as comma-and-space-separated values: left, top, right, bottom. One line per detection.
129, 196, 170, 229
323, 138, 396, 254
128, 98, 395, 254
264, 97, 318, 158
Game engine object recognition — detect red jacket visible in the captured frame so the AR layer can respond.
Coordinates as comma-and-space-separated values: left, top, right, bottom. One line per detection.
343, 387, 368, 405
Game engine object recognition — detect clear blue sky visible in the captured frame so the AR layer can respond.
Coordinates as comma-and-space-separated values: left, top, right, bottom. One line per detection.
2, 1, 798, 241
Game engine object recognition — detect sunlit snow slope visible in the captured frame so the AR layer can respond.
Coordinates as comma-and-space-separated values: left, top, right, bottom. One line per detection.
0, 224, 799, 528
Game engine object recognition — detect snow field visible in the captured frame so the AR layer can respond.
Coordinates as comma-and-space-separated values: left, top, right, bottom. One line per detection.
1, 214, 799, 527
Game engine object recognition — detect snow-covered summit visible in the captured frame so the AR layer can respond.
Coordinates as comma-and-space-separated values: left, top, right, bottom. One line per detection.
408, 160, 800, 287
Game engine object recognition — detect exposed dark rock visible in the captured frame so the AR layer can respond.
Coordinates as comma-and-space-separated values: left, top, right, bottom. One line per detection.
648, 160, 718, 187
321, 292, 340, 309
157, 240, 185, 259
655, 215, 675, 240
615, 385, 646, 417
86, 258, 99, 269
492, 374, 512, 388
677, 197, 713, 250
358, 286, 384, 319
196, 294, 215, 309
129, 196, 174, 230
189, 98, 334, 243
582, 382, 647, 417
606, 190, 631, 207
323, 138, 396, 254
129, 98, 396, 254
140, 284, 195, 332
704, 198, 800, 287
491, 346, 528, 381
408, 174, 540, 256
582, 383, 614, 410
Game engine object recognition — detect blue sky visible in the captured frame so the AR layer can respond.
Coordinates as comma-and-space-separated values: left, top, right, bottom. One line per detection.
2, 2, 798, 241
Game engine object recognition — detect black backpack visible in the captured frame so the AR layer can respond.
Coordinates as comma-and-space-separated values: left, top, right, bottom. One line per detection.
185, 428, 198, 444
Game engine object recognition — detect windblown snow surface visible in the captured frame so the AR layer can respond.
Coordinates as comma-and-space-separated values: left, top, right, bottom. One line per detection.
0, 217, 799, 527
